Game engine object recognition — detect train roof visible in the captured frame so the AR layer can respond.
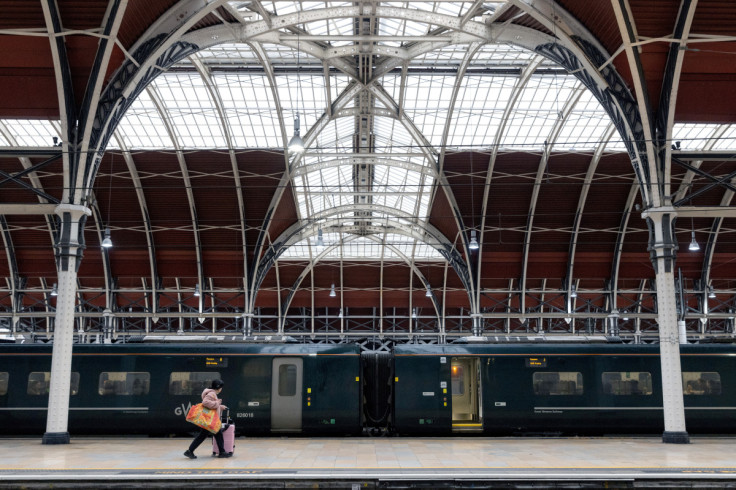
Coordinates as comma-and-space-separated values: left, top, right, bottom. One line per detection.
394, 343, 736, 356
0, 342, 360, 356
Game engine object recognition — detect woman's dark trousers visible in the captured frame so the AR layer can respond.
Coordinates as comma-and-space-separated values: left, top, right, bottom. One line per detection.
189, 427, 225, 454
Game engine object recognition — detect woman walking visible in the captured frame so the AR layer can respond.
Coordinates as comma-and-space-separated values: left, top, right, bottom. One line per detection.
184, 379, 232, 459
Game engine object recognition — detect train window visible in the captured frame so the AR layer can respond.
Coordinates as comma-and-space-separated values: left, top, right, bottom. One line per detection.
169, 372, 221, 395
98, 372, 150, 396
602, 372, 652, 395
0, 372, 7, 395
27, 372, 79, 396
683, 372, 721, 395
533, 372, 583, 395
451, 364, 465, 396
278, 364, 297, 397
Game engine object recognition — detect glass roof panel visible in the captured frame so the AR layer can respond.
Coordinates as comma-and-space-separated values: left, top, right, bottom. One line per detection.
672, 124, 720, 150
500, 73, 578, 150
189, 43, 262, 66
278, 232, 443, 260
402, 73, 455, 148
116, 88, 175, 149
214, 71, 282, 149
711, 125, 736, 150
554, 85, 612, 151
373, 116, 421, 152
472, 43, 547, 68
446, 74, 516, 149
1, 119, 59, 147
150, 72, 228, 149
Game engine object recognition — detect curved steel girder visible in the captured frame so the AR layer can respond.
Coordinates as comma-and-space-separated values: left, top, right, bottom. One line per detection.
610, 180, 642, 306
87, 1, 228, 182
609, 0, 658, 206
247, 42, 289, 158
520, 83, 586, 309
0, 216, 19, 311
190, 55, 250, 309
368, 84, 438, 161
253, 206, 468, 300
437, 42, 482, 166
477, 56, 545, 315
279, 233, 441, 321
112, 135, 159, 315
366, 83, 476, 293
251, 76, 440, 303
41, 0, 76, 204
146, 86, 205, 313
77, 1, 646, 321
75, 0, 128, 205
89, 0, 641, 194
654, 0, 698, 203
564, 123, 617, 301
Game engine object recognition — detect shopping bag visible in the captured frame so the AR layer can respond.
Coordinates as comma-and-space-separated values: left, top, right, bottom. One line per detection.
185, 403, 222, 434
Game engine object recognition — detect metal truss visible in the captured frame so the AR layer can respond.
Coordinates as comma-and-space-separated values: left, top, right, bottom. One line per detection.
3, 279, 734, 344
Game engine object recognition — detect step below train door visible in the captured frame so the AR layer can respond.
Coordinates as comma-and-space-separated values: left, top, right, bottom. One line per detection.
271, 357, 303, 432
451, 357, 483, 432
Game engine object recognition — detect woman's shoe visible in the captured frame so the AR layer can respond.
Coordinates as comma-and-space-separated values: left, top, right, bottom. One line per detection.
184, 450, 197, 459
218, 452, 233, 458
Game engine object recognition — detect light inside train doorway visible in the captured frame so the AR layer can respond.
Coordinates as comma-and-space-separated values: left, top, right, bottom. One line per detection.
451, 357, 482, 432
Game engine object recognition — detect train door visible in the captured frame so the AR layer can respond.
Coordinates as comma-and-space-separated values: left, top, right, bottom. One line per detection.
451, 357, 483, 432
271, 357, 303, 431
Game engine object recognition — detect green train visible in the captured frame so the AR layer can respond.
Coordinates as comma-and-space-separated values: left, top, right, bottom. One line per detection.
390, 343, 736, 435
0, 341, 734, 436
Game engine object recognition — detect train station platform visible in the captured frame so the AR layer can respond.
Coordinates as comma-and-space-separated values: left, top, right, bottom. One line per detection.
0, 435, 735, 488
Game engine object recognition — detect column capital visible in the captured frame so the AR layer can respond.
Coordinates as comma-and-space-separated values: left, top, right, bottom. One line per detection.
641, 205, 676, 220
54, 203, 91, 220
645, 211, 678, 274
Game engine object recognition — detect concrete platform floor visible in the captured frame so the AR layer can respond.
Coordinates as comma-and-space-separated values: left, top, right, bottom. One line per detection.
0, 435, 735, 488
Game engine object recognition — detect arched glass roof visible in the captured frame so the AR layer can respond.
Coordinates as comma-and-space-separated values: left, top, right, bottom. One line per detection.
3, 0, 736, 267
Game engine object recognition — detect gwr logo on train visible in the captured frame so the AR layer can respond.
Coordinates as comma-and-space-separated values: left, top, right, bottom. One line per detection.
174, 402, 193, 417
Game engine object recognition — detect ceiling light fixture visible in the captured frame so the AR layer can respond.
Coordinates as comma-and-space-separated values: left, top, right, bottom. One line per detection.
288, 115, 304, 153
570, 284, 577, 298
469, 230, 479, 250
194, 284, 201, 297
708, 286, 716, 299
688, 230, 700, 252
101, 228, 113, 248
425, 286, 432, 297
50, 283, 58, 297
316, 227, 324, 247
329, 283, 336, 297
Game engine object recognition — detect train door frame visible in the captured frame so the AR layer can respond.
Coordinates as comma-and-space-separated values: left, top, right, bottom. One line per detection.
270, 357, 303, 432
451, 357, 483, 432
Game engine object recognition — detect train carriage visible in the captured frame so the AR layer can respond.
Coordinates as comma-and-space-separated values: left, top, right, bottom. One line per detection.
0, 342, 362, 436
392, 343, 736, 436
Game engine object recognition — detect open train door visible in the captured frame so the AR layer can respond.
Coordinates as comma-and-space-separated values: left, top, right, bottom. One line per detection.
271, 357, 303, 432
451, 357, 483, 432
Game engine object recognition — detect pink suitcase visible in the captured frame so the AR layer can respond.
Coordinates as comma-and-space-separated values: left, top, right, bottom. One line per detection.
212, 410, 235, 456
